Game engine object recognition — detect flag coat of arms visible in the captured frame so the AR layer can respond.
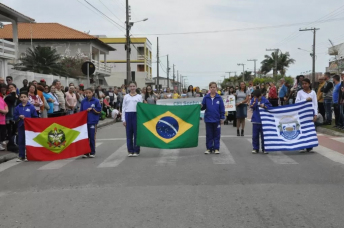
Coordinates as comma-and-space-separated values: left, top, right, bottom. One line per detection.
137, 103, 200, 149
24, 111, 91, 161
259, 101, 318, 152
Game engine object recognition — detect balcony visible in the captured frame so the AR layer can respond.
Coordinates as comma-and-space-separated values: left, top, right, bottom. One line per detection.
91, 59, 111, 76
0, 39, 16, 60
137, 54, 145, 60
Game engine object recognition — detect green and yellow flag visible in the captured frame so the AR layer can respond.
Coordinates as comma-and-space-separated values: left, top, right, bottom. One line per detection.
137, 103, 200, 149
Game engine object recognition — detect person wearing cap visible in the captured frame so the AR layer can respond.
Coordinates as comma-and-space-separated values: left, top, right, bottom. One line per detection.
40, 79, 47, 87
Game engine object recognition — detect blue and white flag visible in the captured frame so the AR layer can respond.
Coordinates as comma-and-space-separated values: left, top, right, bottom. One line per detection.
259, 101, 318, 152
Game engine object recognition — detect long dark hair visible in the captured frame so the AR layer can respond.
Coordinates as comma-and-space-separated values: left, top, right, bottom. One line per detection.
187, 85, 194, 96
302, 78, 312, 90
28, 83, 37, 95
239, 82, 247, 93
145, 86, 154, 101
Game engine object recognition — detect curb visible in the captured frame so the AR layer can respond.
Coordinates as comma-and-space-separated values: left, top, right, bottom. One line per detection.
317, 127, 344, 137
0, 152, 17, 164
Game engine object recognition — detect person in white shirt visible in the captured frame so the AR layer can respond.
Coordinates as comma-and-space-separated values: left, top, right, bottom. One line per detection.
295, 78, 317, 153
122, 81, 143, 157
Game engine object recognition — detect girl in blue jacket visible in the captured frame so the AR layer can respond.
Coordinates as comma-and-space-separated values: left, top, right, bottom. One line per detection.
80, 88, 102, 158
201, 82, 225, 154
250, 89, 271, 154
14, 92, 38, 162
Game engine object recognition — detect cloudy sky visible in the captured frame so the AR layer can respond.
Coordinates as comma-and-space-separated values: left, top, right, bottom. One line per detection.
2, 0, 344, 89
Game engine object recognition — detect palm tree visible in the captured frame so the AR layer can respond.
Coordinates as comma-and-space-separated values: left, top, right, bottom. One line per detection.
260, 51, 295, 81
14, 46, 65, 75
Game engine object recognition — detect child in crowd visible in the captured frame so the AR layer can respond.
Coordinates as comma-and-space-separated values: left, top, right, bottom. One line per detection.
122, 81, 143, 157
173, 89, 180, 99
0, 95, 8, 151
111, 108, 121, 122
80, 88, 102, 158
250, 89, 271, 154
14, 92, 38, 162
201, 82, 225, 154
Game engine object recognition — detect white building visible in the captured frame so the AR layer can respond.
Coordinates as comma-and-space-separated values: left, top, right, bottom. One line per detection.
99, 37, 153, 88
327, 42, 344, 74
0, 3, 35, 78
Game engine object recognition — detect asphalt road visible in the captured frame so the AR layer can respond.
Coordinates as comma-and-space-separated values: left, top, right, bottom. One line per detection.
1, 119, 344, 228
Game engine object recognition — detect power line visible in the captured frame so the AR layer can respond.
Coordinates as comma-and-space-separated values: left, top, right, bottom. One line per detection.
83, 0, 125, 30
133, 17, 344, 36
98, 0, 124, 24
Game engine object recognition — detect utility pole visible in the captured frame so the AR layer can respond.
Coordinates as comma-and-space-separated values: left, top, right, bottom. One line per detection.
225, 71, 236, 78
237, 63, 245, 82
167, 55, 170, 89
177, 70, 179, 92
247, 59, 258, 78
156, 37, 159, 91
300, 28, 320, 89
173, 64, 175, 89
266, 49, 279, 82
126, 0, 131, 85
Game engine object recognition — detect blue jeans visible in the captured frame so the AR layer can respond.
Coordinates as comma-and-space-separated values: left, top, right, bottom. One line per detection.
18, 126, 25, 159
88, 124, 96, 155
125, 112, 140, 153
324, 99, 332, 122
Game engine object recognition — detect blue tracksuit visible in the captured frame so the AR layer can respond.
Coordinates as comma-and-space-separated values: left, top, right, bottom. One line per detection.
13, 102, 38, 159
80, 97, 102, 155
201, 93, 225, 151
250, 96, 271, 151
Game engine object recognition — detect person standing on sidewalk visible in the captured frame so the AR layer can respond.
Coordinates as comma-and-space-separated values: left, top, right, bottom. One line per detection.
321, 72, 334, 125
332, 75, 341, 128
278, 78, 288, 106
0, 95, 8, 151
201, 82, 225, 154
339, 72, 344, 130
268, 82, 278, 107
317, 77, 325, 123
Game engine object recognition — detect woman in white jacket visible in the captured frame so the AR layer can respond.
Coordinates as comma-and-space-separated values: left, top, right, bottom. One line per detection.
295, 78, 317, 153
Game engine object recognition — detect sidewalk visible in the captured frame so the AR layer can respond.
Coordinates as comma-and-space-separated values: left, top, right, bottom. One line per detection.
0, 117, 117, 164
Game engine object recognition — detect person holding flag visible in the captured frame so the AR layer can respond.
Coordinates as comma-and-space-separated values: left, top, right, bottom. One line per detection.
201, 82, 225, 154
80, 88, 102, 158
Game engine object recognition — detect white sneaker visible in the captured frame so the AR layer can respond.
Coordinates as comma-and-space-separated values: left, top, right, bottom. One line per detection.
204, 150, 210, 154
214, 150, 220, 154
82, 154, 89, 158
252, 150, 258, 154
89, 155, 95, 158
0, 144, 5, 151
132, 153, 138, 157
128, 153, 133, 157
299, 149, 305, 153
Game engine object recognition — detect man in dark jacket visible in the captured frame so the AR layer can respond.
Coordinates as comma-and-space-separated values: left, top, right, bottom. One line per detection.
321, 72, 334, 125
339, 72, 344, 129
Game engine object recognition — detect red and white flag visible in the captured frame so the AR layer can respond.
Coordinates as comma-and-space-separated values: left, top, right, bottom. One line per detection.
24, 111, 91, 161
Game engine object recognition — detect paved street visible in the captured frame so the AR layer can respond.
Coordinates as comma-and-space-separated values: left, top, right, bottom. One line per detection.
1, 120, 344, 228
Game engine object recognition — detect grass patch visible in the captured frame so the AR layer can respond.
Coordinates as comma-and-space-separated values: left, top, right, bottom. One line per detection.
319, 119, 344, 134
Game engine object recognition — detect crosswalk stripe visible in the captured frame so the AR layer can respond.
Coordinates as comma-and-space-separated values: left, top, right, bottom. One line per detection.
246, 139, 298, 164
315, 145, 344, 165
97, 135, 253, 141
0, 159, 20, 173
330, 137, 344, 143
212, 140, 236, 164
97, 143, 127, 168
156, 149, 180, 166
38, 143, 103, 170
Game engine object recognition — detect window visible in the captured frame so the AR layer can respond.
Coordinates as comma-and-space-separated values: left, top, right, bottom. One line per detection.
137, 65, 144, 72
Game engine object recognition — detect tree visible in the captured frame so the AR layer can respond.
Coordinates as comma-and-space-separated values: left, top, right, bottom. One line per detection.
260, 51, 295, 81
14, 46, 65, 76
238, 71, 252, 82
60, 56, 88, 78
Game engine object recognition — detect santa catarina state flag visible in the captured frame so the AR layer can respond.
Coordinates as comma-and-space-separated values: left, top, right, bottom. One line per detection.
137, 103, 200, 149
24, 111, 91, 161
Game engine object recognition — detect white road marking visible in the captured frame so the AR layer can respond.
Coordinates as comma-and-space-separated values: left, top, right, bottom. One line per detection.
97, 138, 126, 141
315, 145, 344, 165
97, 143, 128, 168
38, 143, 103, 170
330, 137, 344, 143
156, 149, 180, 166
0, 159, 21, 173
212, 140, 236, 164
247, 139, 298, 165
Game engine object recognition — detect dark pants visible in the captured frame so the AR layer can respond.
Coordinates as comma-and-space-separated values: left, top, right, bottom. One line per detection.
318, 102, 325, 122
205, 122, 221, 151
269, 98, 278, 107
252, 124, 264, 151
324, 99, 332, 123
334, 104, 340, 126
18, 126, 25, 159
125, 112, 140, 153
279, 98, 286, 106
88, 124, 96, 155
0, 125, 6, 143
340, 104, 344, 127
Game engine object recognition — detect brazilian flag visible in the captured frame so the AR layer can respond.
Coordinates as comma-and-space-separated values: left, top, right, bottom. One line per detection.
137, 103, 200, 149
